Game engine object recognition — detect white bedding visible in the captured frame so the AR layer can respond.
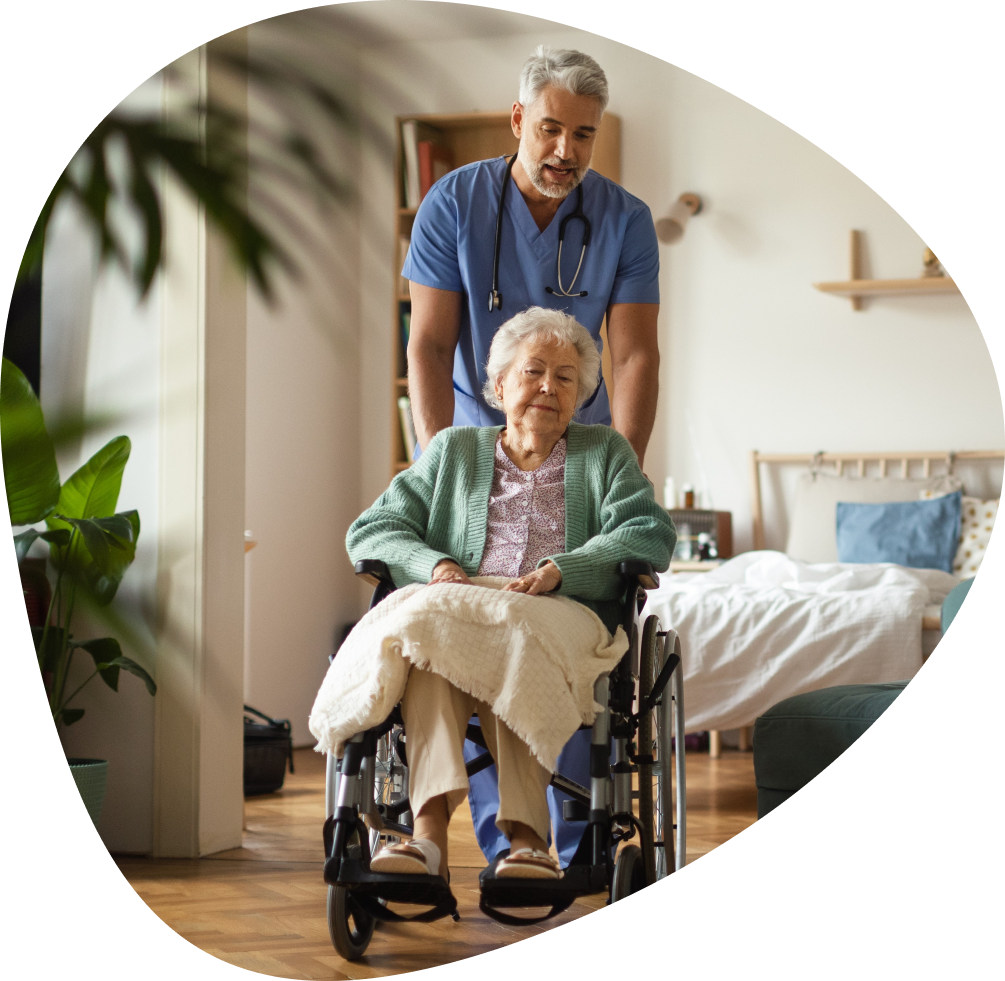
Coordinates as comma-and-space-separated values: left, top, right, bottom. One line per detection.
643, 551, 958, 732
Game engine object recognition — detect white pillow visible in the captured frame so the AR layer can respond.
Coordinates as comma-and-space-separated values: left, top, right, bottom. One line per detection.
920, 491, 997, 576
786, 472, 963, 563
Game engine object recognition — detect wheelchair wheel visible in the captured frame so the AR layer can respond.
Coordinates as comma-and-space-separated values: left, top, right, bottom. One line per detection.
327, 828, 375, 960
611, 844, 646, 902
636, 615, 662, 885
328, 884, 375, 961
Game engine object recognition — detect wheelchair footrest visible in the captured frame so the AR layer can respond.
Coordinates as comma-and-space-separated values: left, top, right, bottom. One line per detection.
477, 857, 608, 925
326, 857, 459, 922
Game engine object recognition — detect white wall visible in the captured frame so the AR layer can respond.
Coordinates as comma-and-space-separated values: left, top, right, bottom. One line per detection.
656, 67, 1003, 550
243, 15, 363, 746
345, 2, 1003, 553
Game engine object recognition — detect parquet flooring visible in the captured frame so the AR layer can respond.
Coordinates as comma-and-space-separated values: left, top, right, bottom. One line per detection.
116, 746, 757, 978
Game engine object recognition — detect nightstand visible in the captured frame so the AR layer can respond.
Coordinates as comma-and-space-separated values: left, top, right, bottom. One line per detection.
669, 560, 722, 573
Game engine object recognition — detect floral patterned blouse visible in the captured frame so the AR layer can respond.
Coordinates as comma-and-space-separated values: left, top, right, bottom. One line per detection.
477, 434, 567, 578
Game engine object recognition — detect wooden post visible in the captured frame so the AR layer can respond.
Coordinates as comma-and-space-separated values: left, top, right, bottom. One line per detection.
849, 230, 863, 311
749, 450, 765, 550
709, 730, 721, 759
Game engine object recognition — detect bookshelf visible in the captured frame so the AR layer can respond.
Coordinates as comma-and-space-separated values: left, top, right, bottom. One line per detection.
391, 110, 622, 477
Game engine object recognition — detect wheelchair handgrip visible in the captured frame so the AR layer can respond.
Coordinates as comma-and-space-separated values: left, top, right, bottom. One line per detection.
355, 559, 394, 588
618, 560, 659, 591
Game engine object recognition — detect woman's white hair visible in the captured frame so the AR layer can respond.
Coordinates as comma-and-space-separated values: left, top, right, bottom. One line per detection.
519, 46, 609, 114
483, 306, 602, 412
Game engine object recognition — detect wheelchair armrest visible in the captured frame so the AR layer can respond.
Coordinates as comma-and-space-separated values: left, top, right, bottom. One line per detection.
618, 560, 659, 591
355, 559, 395, 588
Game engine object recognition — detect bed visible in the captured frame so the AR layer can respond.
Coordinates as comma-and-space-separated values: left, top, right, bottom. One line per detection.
644, 449, 1003, 755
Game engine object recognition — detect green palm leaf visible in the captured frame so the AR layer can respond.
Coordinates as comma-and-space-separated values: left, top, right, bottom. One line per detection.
50, 435, 131, 520
1, 358, 60, 525
53, 511, 140, 606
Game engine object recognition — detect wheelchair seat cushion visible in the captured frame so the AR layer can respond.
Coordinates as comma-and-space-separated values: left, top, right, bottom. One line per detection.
308, 577, 628, 770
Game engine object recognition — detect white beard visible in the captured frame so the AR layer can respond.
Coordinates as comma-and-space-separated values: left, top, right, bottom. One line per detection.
526, 158, 584, 199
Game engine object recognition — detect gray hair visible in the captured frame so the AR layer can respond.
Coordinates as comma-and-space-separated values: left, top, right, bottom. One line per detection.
518, 46, 609, 114
483, 307, 602, 412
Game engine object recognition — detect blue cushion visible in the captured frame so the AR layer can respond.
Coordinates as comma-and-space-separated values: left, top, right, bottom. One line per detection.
835, 492, 961, 572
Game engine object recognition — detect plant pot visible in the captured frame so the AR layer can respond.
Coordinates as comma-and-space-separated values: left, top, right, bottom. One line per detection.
68, 758, 108, 827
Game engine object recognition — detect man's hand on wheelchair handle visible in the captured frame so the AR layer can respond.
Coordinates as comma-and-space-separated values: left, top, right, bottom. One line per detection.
429, 559, 473, 585
501, 561, 562, 595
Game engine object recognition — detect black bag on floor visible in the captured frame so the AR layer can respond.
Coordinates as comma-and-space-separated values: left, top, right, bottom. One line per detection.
243, 705, 294, 796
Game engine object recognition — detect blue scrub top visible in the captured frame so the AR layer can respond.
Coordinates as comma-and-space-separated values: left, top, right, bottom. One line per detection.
401, 156, 660, 430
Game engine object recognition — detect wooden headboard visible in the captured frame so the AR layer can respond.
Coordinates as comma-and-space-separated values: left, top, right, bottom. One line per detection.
749, 449, 1005, 551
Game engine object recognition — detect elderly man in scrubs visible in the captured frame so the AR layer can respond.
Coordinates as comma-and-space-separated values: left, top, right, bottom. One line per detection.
401, 46, 661, 868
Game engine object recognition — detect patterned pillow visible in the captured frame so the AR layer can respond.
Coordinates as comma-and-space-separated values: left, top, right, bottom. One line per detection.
920, 490, 998, 575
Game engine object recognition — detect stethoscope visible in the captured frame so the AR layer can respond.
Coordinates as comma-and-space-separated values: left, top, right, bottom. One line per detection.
488, 154, 592, 312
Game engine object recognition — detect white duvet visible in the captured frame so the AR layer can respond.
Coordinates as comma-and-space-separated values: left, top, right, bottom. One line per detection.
643, 551, 958, 732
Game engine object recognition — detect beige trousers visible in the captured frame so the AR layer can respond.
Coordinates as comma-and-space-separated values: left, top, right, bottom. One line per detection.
400, 666, 552, 843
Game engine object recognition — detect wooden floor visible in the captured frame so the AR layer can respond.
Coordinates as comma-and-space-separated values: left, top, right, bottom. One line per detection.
116, 747, 757, 979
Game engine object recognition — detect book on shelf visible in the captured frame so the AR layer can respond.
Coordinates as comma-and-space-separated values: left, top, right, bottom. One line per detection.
401, 121, 421, 210
400, 120, 451, 209
399, 309, 411, 359
397, 395, 417, 460
418, 142, 454, 201
398, 235, 411, 296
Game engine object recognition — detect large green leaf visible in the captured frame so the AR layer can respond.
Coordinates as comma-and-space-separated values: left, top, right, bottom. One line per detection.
0, 358, 60, 525
76, 638, 156, 697
110, 655, 156, 696
52, 511, 140, 605
14, 527, 70, 565
76, 637, 124, 691
51, 435, 131, 520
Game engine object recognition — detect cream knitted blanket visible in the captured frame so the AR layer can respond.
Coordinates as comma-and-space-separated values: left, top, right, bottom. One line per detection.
308, 577, 628, 770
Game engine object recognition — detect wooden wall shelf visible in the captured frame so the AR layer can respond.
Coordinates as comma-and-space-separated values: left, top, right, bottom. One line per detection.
815, 230, 959, 310
814, 277, 959, 298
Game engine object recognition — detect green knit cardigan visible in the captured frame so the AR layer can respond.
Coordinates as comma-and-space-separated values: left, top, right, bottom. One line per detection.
346, 423, 677, 632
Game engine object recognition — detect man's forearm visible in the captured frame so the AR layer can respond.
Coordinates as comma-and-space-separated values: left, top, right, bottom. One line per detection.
610, 354, 659, 469
606, 302, 660, 470
407, 283, 462, 450
408, 343, 456, 449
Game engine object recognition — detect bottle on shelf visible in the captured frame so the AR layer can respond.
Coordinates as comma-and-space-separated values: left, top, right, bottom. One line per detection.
682, 483, 695, 509
663, 476, 676, 511
673, 522, 693, 561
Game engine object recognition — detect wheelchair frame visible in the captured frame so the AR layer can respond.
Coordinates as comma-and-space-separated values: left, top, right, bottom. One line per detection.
321, 559, 687, 960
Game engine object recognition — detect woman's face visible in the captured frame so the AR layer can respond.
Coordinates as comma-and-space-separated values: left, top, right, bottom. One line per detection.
495, 336, 580, 438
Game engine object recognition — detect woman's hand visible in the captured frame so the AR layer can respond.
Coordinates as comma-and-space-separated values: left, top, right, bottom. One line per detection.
502, 561, 562, 595
429, 559, 472, 586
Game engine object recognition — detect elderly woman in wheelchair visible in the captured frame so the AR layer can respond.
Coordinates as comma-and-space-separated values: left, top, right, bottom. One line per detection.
313, 306, 680, 957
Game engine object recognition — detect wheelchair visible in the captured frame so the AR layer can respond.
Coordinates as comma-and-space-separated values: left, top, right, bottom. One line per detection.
322, 558, 687, 960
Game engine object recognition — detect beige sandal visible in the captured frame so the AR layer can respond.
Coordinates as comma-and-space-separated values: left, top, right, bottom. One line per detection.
370, 841, 434, 875
495, 848, 562, 879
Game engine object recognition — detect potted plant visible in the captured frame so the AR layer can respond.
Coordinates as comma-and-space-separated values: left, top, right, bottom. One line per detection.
2, 357, 155, 826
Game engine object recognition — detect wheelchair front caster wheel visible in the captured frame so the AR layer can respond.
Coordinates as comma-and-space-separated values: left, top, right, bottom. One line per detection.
611, 844, 647, 902
328, 884, 375, 961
